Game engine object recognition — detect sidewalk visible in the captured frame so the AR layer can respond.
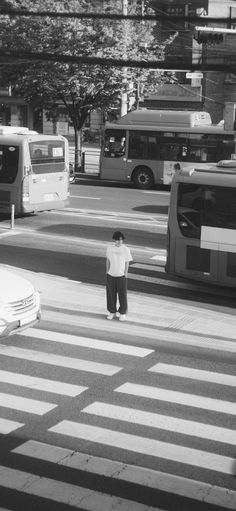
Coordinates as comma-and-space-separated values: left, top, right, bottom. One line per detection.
5, 264, 236, 348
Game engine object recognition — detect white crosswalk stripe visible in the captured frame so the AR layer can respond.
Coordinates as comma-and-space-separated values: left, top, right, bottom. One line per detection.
12, 440, 236, 510
0, 466, 160, 511
115, 382, 236, 415
0, 392, 56, 415
82, 402, 236, 445
149, 362, 236, 387
0, 344, 121, 375
20, 328, 154, 357
49, 420, 236, 475
0, 319, 235, 510
0, 369, 87, 396
0, 418, 24, 434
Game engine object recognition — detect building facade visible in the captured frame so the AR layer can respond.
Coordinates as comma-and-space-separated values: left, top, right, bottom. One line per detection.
144, 0, 236, 126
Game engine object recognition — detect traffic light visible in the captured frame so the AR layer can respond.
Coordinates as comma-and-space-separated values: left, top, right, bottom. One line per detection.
194, 29, 224, 45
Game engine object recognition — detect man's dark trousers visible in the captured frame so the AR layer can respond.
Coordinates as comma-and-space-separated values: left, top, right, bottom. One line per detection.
106, 274, 127, 314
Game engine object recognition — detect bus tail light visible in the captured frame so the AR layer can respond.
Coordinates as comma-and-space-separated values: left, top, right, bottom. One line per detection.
22, 176, 30, 202
24, 165, 32, 176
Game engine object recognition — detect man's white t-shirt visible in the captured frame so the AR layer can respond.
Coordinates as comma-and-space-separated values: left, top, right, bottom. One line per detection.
106, 244, 133, 277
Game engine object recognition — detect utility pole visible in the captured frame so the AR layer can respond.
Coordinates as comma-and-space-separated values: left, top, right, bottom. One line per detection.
120, 0, 128, 117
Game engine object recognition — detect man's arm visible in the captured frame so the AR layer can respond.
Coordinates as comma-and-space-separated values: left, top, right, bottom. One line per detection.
106, 258, 110, 274
124, 261, 129, 278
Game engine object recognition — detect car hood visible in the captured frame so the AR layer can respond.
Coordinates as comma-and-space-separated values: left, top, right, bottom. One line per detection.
0, 269, 35, 302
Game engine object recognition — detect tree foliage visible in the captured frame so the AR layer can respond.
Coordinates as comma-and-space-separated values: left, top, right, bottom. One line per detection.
0, 0, 176, 166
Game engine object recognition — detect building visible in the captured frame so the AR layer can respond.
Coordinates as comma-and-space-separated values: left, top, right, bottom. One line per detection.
144, 0, 236, 126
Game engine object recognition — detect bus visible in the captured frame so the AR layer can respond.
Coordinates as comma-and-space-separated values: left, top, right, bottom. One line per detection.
99, 110, 236, 189
166, 159, 236, 288
0, 126, 70, 215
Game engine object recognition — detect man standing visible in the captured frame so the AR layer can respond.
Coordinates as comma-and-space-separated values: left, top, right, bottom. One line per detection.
106, 231, 133, 321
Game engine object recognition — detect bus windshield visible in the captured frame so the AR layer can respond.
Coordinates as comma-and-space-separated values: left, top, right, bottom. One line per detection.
177, 183, 236, 239
29, 140, 65, 174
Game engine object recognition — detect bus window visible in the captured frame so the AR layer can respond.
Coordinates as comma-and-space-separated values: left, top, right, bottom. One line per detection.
177, 183, 202, 238
189, 134, 235, 163
29, 140, 65, 174
128, 131, 159, 160
0, 145, 19, 183
204, 186, 236, 229
103, 130, 126, 158
160, 133, 188, 161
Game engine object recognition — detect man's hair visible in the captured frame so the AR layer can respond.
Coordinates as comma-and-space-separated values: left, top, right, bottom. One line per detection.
112, 230, 125, 240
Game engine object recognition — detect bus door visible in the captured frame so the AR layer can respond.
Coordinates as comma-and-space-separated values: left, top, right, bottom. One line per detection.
0, 143, 20, 214
100, 129, 127, 181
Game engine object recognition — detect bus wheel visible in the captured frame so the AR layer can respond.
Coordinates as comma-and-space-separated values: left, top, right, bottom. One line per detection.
133, 168, 154, 189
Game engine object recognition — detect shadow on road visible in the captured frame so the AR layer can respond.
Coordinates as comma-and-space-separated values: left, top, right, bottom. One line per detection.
1, 243, 236, 310
132, 205, 168, 215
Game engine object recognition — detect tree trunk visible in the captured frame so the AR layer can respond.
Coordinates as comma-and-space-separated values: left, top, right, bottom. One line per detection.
74, 127, 82, 172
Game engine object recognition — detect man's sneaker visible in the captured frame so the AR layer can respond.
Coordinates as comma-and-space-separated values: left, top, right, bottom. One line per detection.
119, 314, 126, 321
116, 312, 120, 318
107, 313, 115, 320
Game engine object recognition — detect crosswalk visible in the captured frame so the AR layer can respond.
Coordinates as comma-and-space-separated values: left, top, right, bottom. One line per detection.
0, 314, 235, 510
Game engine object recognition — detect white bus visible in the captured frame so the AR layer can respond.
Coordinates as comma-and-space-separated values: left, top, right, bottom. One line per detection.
166, 160, 236, 287
99, 110, 236, 189
0, 126, 70, 215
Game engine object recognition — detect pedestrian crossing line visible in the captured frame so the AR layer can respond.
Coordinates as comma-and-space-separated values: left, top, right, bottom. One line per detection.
49, 420, 236, 475
0, 392, 56, 415
0, 369, 88, 397
115, 383, 236, 416
0, 345, 121, 376
149, 363, 236, 387
12, 440, 236, 510
131, 263, 165, 273
20, 328, 154, 358
82, 402, 236, 445
0, 418, 24, 434
0, 465, 160, 511
43, 309, 236, 355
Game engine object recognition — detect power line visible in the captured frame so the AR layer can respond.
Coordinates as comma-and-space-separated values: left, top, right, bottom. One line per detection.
0, 48, 235, 72
0, 8, 235, 25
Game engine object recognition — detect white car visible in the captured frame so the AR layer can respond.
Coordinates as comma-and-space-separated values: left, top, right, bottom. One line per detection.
0, 268, 41, 337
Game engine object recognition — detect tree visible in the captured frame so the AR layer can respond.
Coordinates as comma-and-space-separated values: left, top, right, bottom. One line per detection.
0, 0, 176, 169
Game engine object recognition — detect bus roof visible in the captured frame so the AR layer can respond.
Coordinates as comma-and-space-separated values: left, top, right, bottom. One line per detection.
104, 122, 235, 135
115, 110, 212, 128
174, 160, 236, 185
0, 126, 38, 135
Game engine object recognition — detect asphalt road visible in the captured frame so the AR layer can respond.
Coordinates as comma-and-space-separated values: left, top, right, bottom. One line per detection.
0, 182, 235, 510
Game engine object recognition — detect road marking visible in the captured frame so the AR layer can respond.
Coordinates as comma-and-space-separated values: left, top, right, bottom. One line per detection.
149, 363, 236, 387
0, 345, 121, 376
43, 309, 236, 354
0, 392, 56, 415
131, 262, 165, 273
21, 328, 154, 358
0, 369, 87, 397
54, 211, 166, 228
143, 191, 170, 195
83, 402, 236, 445
151, 254, 166, 261
0, 231, 19, 238
69, 195, 101, 200
13, 440, 236, 509
115, 383, 236, 416
0, 465, 158, 511
49, 420, 236, 475
0, 418, 24, 434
